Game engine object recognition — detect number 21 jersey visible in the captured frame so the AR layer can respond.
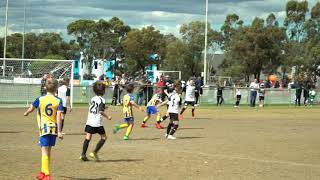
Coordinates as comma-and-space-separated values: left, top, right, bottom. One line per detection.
86, 96, 106, 127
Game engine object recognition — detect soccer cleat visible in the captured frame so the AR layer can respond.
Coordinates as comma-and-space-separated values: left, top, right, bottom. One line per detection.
140, 123, 147, 128
164, 134, 168, 138
89, 152, 100, 162
36, 172, 45, 180
42, 175, 52, 180
79, 155, 89, 161
167, 135, 176, 140
179, 114, 183, 120
113, 124, 120, 134
155, 123, 164, 129
123, 135, 129, 140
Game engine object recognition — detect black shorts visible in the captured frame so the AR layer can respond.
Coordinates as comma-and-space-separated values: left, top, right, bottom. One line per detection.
259, 96, 265, 101
85, 125, 106, 135
236, 95, 241, 99
184, 101, 195, 107
62, 107, 67, 114
169, 113, 179, 121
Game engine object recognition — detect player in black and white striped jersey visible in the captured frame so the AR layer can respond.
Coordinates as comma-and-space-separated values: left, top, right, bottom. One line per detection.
80, 81, 112, 162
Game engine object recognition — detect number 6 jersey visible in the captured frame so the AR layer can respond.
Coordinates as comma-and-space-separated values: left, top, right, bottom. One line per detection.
32, 94, 64, 136
86, 96, 106, 127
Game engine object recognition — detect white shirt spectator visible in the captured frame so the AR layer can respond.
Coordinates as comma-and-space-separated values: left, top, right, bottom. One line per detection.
249, 81, 259, 91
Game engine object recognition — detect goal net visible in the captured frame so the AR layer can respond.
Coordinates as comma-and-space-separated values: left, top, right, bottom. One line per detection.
0, 58, 74, 107
146, 70, 181, 83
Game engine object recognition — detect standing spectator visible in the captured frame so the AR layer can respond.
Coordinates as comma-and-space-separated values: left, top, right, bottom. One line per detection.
118, 74, 127, 105
136, 79, 145, 105
40, 74, 48, 96
234, 81, 241, 107
295, 82, 302, 106
308, 86, 316, 105
144, 81, 153, 106
303, 82, 310, 105
40, 73, 53, 96
258, 83, 266, 107
111, 76, 120, 106
249, 79, 259, 107
216, 84, 224, 106
195, 76, 203, 106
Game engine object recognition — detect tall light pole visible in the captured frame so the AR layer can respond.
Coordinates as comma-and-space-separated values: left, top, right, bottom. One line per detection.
203, 0, 208, 85
21, 0, 26, 74
3, 0, 9, 77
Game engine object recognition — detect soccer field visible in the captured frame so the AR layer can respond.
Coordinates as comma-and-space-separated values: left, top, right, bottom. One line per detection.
0, 106, 320, 180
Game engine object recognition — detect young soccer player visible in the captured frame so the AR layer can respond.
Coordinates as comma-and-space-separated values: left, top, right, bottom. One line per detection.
24, 79, 64, 180
113, 84, 144, 140
258, 83, 265, 107
57, 77, 72, 131
140, 88, 164, 129
158, 81, 182, 140
179, 79, 196, 119
80, 81, 112, 161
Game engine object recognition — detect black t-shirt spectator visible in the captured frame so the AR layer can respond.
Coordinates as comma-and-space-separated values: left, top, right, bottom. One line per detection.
217, 87, 223, 96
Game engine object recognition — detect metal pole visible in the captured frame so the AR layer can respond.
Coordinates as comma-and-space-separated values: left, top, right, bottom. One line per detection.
3, 0, 9, 77
21, 0, 26, 75
203, 0, 208, 85
70, 61, 74, 108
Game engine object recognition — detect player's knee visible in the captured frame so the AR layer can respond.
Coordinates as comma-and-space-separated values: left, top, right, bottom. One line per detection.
85, 133, 92, 140
101, 134, 107, 140
173, 124, 179, 130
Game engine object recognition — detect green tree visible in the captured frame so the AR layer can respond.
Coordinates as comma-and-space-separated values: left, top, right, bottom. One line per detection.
67, 17, 131, 77
163, 39, 193, 80
302, 2, 320, 82
123, 26, 166, 75
221, 14, 243, 49
221, 16, 286, 81
179, 21, 223, 76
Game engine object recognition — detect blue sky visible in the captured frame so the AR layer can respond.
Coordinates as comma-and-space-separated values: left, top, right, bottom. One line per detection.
0, 0, 319, 39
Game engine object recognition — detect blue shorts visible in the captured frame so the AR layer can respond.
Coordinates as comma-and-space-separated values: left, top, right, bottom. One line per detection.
124, 117, 134, 123
146, 106, 158, 115
39, 134, 57, 147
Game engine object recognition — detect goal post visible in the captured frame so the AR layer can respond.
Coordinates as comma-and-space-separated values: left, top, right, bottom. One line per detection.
0, 58, 74, 108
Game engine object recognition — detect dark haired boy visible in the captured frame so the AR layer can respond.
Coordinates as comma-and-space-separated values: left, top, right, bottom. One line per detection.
80, 81, 112, 161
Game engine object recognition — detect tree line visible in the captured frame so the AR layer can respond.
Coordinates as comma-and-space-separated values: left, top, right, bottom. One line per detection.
1, 0, 319, 82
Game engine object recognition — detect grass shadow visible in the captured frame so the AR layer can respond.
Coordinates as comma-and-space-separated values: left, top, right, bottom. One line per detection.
179, 127, 204, 130
0, 131, 23, 134
130, 137, 160, 141
65, 133, 86, 136
178, 136, 204, 139
59, 176, 110, 180
99, 159, 144, 163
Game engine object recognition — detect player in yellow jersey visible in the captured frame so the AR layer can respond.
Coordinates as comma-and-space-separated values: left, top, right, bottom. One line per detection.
24, 79, 64, 180
113, 84, 144, 140
140, 88, 165, 129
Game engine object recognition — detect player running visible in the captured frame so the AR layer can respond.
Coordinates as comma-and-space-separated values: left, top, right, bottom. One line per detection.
179, 79, 196, 119
140, 88, 165, 129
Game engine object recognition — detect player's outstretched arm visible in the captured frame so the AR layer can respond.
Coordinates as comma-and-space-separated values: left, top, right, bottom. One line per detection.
100, 111, 112, 120
156, 100, 169, 108
23, 105, 35, 116
131, 101, 144, 112
66, 96, 72, 112
57, 111, 64, 139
